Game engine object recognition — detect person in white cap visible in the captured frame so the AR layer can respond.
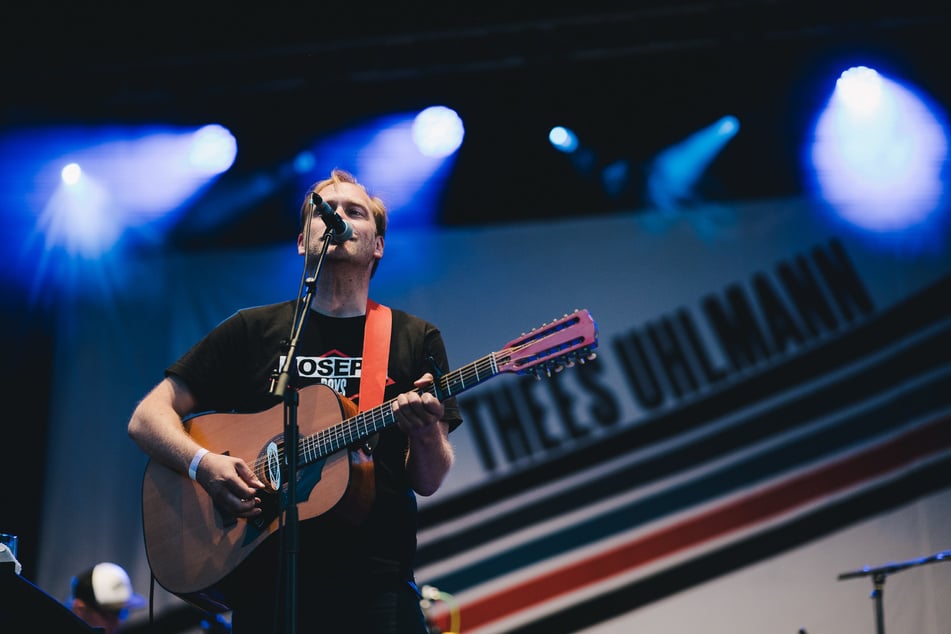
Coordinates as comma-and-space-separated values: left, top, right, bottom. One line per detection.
69, 562, 146, 634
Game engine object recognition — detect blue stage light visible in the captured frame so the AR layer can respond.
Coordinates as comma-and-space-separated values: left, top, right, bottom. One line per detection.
549, 126, 579, 153
807, 66, 949, 233
646, 115, 740, 210
412, 106, 465, 158
188, 124, 238, 174
0, 122, 238, 298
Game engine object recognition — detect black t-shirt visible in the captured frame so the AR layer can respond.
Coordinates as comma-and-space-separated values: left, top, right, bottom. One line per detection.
165, 300, 462, 615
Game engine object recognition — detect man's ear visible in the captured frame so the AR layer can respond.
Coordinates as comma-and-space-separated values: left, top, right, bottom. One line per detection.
374, 235, 385, 260
297, 232, 305, 255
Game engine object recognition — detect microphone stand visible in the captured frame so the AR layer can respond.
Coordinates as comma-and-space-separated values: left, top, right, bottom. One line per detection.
837, 548, 951, 634
268, 226, 335, 634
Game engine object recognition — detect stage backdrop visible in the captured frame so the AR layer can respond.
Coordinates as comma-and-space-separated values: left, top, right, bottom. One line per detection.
35, 194, 951, 633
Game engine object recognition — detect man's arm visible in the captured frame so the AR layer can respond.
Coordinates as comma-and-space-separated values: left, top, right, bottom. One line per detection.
128, 375, 264, 517
393, 373, 455, 496
128, 375, 201, 473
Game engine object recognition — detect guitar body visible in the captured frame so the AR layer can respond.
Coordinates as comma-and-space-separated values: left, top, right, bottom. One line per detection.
141, 384, 365, 610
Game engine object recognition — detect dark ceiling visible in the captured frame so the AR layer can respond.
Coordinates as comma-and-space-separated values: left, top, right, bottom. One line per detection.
3, 1, 949, 248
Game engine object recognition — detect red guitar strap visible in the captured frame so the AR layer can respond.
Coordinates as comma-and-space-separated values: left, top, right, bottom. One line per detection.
359, 298, 391, 411
335, 299, 389, 513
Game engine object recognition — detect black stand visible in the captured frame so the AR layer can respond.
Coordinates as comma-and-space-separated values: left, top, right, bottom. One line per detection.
267, 225, 335, 634
837, 548, 951, 634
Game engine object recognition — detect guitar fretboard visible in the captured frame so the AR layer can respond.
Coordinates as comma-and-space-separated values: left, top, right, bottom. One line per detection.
299, 352, 500, 462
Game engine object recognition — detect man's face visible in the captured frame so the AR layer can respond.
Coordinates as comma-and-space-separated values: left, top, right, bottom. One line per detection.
298, 182, 384, 269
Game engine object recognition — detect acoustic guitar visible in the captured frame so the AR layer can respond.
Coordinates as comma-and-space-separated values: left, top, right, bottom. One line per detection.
141, 309, 598, 611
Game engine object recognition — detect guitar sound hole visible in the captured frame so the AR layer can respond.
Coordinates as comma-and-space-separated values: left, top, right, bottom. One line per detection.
265, 442, 281, 490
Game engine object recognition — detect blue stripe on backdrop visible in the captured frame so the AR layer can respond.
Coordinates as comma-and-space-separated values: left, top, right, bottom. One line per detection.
506, 456, 951, 634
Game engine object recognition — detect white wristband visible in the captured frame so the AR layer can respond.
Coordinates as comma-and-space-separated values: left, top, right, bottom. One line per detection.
188, 448, 209, 481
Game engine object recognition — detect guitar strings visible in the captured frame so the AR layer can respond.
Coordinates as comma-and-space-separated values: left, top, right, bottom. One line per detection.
246, 351, 501, 479
246, 326, 591, 482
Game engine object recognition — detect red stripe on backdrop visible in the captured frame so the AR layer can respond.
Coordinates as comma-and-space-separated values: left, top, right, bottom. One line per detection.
436, 415, 951, 632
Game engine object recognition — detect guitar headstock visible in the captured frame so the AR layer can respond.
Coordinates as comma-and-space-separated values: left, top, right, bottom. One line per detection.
495, 309, 598, 378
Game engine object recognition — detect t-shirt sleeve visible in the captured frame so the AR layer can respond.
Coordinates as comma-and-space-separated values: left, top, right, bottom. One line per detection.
165, 310, 250, 412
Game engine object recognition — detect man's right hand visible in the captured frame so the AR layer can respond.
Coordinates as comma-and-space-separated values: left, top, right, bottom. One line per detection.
194, 452, 266, 517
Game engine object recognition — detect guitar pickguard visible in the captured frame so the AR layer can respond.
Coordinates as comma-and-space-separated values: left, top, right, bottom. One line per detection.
250, 456, 328, 531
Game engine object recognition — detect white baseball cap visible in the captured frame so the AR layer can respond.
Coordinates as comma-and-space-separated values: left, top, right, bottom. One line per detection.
71, 562, 147, 612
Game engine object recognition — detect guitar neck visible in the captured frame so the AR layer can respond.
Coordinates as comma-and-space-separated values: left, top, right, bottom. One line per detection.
297, 308, 598, 464
301, 353, 499, 461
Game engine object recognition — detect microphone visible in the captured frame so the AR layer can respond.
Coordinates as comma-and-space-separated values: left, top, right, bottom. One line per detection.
310, 193, 353, 243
